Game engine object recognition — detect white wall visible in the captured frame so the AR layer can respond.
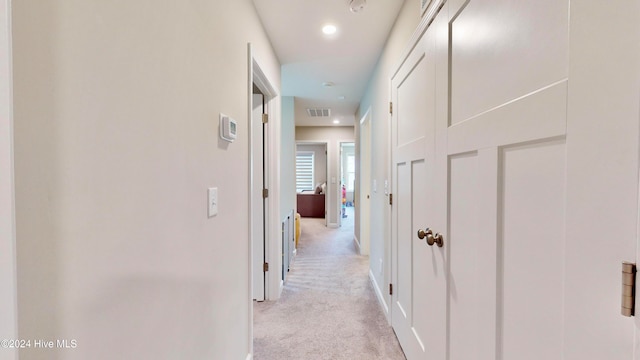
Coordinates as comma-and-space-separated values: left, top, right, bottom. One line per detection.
281, 97, 296, 221
564, 1, 640, 357
12, 1, 280, 359
356, 0, 421, 316
296, 126, 354, 227
0, 0, 17, 359
296, 144, 327, 189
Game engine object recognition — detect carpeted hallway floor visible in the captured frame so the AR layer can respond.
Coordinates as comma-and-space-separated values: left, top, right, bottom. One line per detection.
253, 208, 406, 360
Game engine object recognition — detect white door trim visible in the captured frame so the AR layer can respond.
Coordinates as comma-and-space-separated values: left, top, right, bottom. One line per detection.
248, 43, 281, 357
0, 0, 18, 357
358, 108, 371, 255
247, 43, 284, 304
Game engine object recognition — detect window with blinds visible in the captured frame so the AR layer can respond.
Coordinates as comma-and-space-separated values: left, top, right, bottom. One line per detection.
296, 152, 315, 192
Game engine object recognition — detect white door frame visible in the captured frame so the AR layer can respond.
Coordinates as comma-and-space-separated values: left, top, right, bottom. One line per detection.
358, 108, 371, 255
248, 43, 281, 354
249, 45, 281, 300
1, 0, 18, 358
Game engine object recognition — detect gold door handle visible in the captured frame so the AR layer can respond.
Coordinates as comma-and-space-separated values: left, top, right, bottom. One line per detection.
417, 228, 444, 247
417, 228, 432, 240
428, 232, 444, 247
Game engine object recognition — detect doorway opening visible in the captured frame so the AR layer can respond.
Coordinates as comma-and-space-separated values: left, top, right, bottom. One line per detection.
339, 142, 356, 234
295, 141, 328, 226
249, 44, 280, 304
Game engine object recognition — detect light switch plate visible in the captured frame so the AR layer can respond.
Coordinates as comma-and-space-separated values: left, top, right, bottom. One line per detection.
208, 187, 218, 217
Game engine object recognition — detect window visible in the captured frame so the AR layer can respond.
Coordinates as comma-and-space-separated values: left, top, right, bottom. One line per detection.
346, 155, 355, 191
296, 152, 314, 192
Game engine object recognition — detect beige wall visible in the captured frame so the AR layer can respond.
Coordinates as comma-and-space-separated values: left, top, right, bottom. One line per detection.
356, 0, 421, 316
296, 126, 354, 226
12, 1, 279, 359
0, 0, 17, 358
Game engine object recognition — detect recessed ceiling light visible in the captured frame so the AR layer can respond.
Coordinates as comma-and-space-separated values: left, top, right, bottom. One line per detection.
322, 81, 335, 87
338, 95, 346, 100
333, 120, 340, 124
322, 24, 337, 35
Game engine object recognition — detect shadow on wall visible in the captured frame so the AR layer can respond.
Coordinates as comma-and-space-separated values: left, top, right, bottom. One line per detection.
80, 278, 216, 360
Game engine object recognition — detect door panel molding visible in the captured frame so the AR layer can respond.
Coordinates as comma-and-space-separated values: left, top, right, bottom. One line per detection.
447, 80, 567, 155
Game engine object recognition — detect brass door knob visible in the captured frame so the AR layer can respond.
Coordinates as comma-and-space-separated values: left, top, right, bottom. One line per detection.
428, 232, 444, 247
417, 228, 444, 247
417, 228, 432, 240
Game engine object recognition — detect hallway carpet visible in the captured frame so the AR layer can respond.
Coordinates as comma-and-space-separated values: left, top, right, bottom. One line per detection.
253, 208, 406, 360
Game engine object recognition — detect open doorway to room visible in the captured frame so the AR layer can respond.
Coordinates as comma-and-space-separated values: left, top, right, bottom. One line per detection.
339, 142, 355, 235
295, 142, 328, 226
249, 46, 280, 304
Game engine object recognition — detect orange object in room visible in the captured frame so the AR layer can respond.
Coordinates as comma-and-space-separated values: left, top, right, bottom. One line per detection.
295, 213, 301, 248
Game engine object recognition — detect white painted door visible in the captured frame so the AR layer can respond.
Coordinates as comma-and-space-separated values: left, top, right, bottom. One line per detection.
390, 18, 446, 360
359, 112, 371, 255
391, 0, 639, 359
252, 93, 266, 301
443, 0, 571, 358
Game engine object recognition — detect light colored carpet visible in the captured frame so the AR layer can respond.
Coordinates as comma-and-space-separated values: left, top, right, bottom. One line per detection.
253, 208, 406, 360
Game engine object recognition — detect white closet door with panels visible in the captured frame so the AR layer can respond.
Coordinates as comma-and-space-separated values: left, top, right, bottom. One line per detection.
390, 0, 640, 359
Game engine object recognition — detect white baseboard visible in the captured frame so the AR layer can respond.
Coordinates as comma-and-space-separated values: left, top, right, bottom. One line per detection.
369, 269, 389, 316
246, 353, 252, 360
328, 223, 339, 228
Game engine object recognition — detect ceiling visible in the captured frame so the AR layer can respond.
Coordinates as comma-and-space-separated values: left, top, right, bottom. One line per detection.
252, 0, 405, 127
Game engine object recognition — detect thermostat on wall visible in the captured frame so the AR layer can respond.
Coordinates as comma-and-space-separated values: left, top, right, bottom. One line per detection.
219, 114, 237, 142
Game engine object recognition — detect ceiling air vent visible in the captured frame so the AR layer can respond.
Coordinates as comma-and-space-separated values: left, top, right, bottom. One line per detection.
306, 108, 331, 117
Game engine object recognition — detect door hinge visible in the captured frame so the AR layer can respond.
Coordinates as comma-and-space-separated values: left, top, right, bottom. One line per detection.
263, 262, 269, 272
622, 262, 636, 317
262, 114, 268, 124
389, 193, 393, 205
389, 284, 393, 295
389, 102, 393, 115
263, 189, 269, 198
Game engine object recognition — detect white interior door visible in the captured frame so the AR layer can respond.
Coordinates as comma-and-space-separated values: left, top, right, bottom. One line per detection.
443, 0, 571, 358
391, 0, 639, 359
252, 93, 265, 301
359, 112, 371, 255
390, 20, 446, 360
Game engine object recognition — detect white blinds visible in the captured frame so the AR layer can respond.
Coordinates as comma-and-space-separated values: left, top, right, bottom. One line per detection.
296, 152, 314, 192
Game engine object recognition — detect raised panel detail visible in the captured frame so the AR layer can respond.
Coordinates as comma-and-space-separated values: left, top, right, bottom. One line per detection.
448, 152, 480, 360
397, 54, 434, 147
500, 139, 566, 360
411, 159, 428, 352
450, 0, 569, 125
396, 161, 411, 321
